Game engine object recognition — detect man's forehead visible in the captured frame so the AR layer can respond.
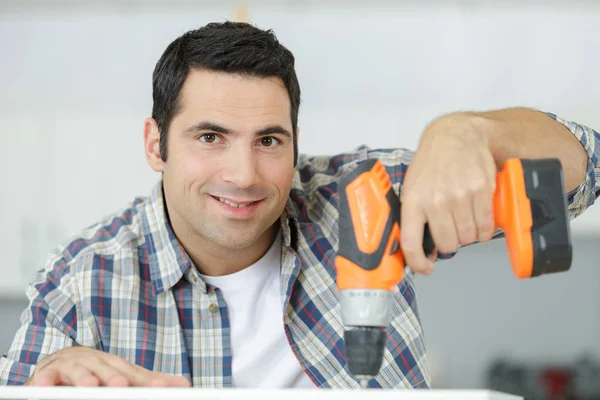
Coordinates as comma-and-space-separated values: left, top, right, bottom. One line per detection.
174, 69, 292, 128
181, 69, 289, 106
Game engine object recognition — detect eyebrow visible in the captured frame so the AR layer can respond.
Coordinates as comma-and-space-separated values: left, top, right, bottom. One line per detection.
184, 121, 292, 138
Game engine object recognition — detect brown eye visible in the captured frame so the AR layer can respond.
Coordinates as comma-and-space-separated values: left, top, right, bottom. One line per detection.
200, 134, 217, 143
261, 137, 273, 147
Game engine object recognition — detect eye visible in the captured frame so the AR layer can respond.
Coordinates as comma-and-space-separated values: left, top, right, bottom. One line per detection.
199, 133, 219, 143
260, 136, 279, 147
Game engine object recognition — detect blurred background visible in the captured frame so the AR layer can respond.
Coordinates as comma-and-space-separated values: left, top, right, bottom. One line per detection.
0, 0, 599, 397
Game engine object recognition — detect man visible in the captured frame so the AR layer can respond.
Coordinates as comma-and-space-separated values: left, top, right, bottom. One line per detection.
0, 21, 598, 389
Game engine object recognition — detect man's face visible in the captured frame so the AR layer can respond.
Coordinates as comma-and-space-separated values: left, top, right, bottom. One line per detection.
148, 69, 296, 252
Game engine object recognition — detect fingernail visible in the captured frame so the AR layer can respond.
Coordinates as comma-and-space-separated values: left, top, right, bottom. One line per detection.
428, 251, 438, 262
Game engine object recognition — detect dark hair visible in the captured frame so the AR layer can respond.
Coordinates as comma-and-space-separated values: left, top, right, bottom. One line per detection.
151, 21, 301, 166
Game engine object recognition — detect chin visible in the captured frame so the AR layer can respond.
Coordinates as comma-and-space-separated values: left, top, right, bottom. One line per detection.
213, 233, 262, 250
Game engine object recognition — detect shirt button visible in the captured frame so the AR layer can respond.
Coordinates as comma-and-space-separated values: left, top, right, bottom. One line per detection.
208, 304, 219, 313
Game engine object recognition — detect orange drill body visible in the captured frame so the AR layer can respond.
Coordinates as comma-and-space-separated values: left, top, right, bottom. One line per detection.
335, 160, 405, 292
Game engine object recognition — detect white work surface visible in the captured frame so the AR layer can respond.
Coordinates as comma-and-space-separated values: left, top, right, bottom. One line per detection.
0, 387, 523, 400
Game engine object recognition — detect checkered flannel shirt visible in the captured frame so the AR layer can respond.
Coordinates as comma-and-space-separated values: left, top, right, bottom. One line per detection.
1, 113, 598, 388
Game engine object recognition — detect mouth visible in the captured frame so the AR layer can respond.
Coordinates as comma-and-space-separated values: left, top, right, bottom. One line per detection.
211, 196, 261, 208
209, 195, 265, 219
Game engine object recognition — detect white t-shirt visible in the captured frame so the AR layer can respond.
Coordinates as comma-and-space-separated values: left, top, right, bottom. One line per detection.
201, 234, 315, 388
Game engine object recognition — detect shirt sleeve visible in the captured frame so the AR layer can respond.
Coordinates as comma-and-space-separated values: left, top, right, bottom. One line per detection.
0, 256, 79, 385
545, 112, 600, 219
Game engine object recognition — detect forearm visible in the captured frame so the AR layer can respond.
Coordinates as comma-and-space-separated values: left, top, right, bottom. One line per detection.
457, 107, 589, 193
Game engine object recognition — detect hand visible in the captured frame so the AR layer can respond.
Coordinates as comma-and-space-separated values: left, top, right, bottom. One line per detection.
25, 347, 191, 387
401, 112, 498, 274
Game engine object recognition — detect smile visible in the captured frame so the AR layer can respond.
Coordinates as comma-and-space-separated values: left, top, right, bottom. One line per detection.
209, 195, 264, 219
216, 197, 257, 208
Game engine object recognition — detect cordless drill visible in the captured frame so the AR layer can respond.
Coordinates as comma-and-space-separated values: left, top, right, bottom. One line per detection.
335, 158, 572, 387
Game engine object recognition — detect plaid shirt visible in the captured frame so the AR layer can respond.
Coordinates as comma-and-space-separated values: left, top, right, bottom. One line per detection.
1, 113, 598, 388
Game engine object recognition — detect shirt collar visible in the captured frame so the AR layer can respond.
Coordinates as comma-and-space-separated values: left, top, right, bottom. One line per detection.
142, 181, 192, 295
142, 181, 300, 296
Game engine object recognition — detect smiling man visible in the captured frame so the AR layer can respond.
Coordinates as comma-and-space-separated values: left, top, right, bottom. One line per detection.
1, 21, 598, 389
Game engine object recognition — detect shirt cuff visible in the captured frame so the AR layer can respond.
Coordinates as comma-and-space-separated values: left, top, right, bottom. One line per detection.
544, 112, 599, 220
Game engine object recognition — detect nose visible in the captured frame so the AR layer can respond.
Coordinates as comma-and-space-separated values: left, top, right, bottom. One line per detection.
221, 146, 259, 189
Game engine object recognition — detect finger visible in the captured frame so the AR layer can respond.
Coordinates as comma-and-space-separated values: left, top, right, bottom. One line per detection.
36, 363, 99, 387
475, 152, 498, 242
99, 355, 159, 387
107, 356, 186, 387
473, 186, 495, 242
452, 195, 478, 246
35, 368, 63, 386
483, 149, 498, 193
80, 357, 129, 387
400, 197, 432, 274
68, 363, 102, 387
428, 249, 438, 262
427, 208, 459, 255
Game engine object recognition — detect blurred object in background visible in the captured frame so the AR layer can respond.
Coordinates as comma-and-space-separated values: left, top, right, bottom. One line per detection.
234, 1, 249, 22
487, 354, 600, 400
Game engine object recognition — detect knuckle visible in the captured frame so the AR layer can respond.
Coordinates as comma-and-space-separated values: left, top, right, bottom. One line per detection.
87, 355, 101, 365
451, 189, 469, 204
471, 178, 488, 193
431, 193, 447, 209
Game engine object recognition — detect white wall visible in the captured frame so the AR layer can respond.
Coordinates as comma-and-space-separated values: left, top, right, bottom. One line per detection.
417, 235, 600, 389
0, 0, 599, 389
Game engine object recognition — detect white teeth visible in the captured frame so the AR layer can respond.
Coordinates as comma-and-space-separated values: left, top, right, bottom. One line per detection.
218, 197, 252, 208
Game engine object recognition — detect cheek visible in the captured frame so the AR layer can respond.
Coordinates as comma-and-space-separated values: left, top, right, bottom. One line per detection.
261, 162, 295, 195
166, 148, 217, 193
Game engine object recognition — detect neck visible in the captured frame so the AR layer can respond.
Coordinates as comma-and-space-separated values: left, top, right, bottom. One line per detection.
189, 224, 280, 277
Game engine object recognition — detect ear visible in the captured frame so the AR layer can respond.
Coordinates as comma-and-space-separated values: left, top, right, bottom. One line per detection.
144, 118, 164, 173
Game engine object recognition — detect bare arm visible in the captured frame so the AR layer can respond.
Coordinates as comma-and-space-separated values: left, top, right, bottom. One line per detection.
471, 107, 588, 192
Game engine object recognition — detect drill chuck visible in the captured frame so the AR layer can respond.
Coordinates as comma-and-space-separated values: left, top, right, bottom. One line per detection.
344, 327, 387, 379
